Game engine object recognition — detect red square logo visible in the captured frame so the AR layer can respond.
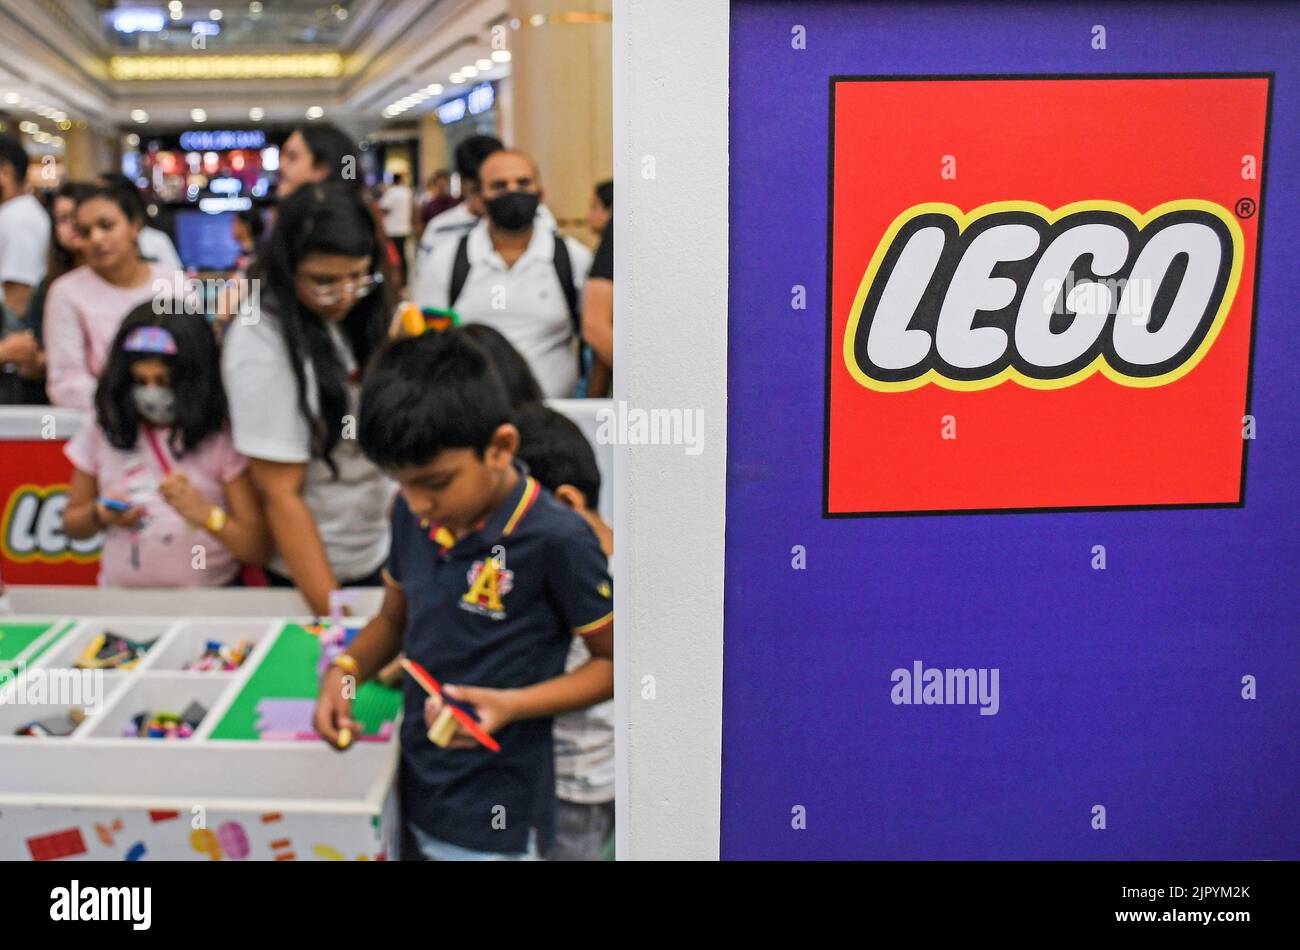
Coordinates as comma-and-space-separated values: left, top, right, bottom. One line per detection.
826, 75, 1269, 515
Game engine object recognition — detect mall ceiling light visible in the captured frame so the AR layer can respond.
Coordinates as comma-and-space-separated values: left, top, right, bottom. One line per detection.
424, 84, 443, 95
191, 108, 207, 122
2, 92, 19, 105
306, 106, 324, 120
449, 73, 465, 84
110, 53, 344, 81
210, 9, 223, 20
475, 59, 492, 70
131, 109, 150, 123
249, 107, 265, 121
461, 66, 478, 78
491, 50, 511, 63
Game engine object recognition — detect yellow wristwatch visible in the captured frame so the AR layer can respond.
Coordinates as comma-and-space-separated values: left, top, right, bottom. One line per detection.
206, 506, 228, 534
331, 654, 360, 676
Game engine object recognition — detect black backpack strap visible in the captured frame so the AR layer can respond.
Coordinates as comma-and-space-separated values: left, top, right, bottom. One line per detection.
448, 232, 472, 308
551, 231, 581, 339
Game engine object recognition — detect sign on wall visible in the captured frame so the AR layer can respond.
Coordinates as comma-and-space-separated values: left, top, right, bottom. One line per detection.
827, 75, 1267, 516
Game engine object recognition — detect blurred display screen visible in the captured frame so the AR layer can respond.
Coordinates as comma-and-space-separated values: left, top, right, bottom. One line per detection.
174, 209, 241, 271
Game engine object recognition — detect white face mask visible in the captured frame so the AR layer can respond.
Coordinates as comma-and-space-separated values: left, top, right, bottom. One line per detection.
132, 385, 176, 426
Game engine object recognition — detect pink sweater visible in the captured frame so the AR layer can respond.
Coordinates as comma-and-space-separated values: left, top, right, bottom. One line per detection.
44, 263, 174, 409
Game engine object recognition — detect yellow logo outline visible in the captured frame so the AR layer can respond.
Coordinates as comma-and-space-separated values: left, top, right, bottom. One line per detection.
841, 199, 1245, 393
1, 482, 102, 564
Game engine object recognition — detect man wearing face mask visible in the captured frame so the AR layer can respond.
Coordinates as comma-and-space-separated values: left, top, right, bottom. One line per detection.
412, 150, 590, 399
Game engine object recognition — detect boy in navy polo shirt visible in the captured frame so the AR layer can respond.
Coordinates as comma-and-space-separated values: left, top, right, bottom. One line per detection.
312, 330, 614, 860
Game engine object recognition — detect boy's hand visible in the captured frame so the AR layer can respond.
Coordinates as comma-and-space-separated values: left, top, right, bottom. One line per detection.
159, 472, 209, 525
314, 667, 358, 751
96, 495, 143, 529
423, 684, 515, 749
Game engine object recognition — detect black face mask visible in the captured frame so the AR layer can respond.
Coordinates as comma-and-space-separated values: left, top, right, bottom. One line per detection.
485, 191, 540, 232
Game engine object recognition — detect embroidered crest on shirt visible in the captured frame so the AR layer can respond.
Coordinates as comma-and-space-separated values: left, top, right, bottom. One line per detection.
461, 558, 514, 620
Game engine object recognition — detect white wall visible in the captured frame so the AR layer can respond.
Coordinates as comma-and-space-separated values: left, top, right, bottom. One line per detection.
614, 0, 729, 860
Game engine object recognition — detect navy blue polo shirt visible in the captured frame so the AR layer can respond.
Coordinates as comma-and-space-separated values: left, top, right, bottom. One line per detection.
385, 462, 614, 854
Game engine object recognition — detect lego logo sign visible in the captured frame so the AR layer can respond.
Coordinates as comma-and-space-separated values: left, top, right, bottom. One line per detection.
826, 75, 1269, 515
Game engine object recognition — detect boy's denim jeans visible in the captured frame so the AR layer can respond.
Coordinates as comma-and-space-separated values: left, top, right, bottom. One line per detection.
408, 822, 541, 861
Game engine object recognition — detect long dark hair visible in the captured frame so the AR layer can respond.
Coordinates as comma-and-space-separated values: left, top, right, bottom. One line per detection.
252, 182, 386, 476
287, 122, 400, 308
95, 304, 227, 458
47, 181, 94, 283
292, 123, 365, 199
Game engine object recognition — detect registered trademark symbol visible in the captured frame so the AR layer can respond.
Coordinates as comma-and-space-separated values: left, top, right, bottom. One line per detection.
1235, 197, 1256, 219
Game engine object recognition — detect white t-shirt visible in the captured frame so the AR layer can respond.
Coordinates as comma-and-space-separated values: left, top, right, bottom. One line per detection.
378, 184, 413, 238
0, 193, 50, 308
138, 227, 183, 272
413, 218, 591, 399
553, 629, 615, 804
221, 306, 395, 581
415, 202, 477, 265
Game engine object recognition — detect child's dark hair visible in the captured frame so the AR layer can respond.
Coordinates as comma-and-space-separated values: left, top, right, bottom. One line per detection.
95, 304, 227, 458
460, 323, 544, 409
251, 182, 386, 476
514, 404, 601, 511
359, 329, 511, 470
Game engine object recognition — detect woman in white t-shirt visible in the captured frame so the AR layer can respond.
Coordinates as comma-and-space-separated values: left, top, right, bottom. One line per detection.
221, 183, 394, 614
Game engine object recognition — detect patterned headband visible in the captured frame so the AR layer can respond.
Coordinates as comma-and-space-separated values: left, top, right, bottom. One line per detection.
123, 326, 178, 355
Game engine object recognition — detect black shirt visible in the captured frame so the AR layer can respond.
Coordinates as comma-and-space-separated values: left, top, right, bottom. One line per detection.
589, 220, 613, 281
386, 462, 614, 853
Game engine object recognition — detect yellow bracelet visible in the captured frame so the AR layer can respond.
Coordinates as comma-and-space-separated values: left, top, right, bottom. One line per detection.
331, 654, 360, 676
206, 506, 228, 534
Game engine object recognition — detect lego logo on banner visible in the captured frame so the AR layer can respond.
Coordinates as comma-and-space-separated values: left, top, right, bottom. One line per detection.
825, 75, 1269, 516
845, 200, 1243, 391
2, 484, 102, 563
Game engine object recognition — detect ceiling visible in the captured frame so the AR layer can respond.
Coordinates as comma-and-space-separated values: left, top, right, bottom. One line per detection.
93, 0, 362, 51
0, 0, 510, 138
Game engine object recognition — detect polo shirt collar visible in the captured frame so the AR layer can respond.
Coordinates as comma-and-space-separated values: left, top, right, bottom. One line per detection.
424, 460, 541, 553
468, 215, 554, 271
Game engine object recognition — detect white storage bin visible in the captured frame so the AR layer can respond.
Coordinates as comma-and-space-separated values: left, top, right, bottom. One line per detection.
140, 618, 277, 673
37, 619, 174, 672
0, 670, 127, 736
84, 672, 231, 740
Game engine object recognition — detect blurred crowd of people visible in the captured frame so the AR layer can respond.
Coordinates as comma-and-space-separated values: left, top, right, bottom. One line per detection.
0, 124, 616, 860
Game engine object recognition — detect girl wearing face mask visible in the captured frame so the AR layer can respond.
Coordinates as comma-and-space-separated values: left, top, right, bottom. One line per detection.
62, 307, 268, 587
43, 183, 175, 409
222, 183, 394, 615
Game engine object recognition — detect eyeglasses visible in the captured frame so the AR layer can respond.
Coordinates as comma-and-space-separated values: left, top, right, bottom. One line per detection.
297, 272, 384, 306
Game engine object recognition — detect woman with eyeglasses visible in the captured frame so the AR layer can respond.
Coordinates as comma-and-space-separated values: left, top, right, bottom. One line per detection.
221, 183, 394, 614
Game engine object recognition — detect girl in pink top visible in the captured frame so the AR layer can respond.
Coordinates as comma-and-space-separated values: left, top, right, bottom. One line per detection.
44, 183, 176, 409
62, 306, 269, 587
